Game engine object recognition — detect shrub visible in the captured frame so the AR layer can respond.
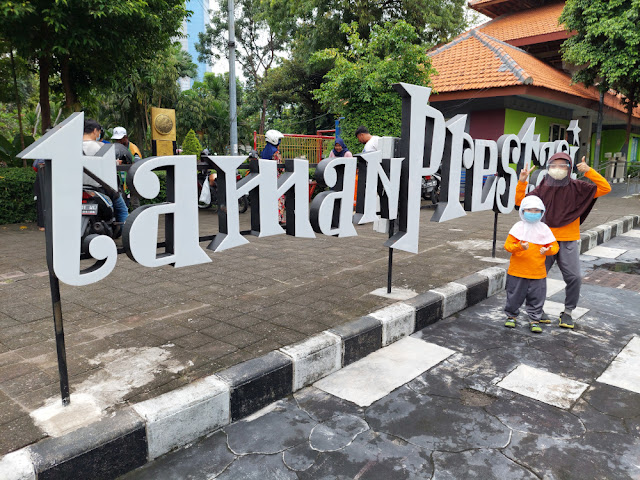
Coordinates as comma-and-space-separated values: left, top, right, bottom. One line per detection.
0, 167, 37, 224
181, 130, 202, 157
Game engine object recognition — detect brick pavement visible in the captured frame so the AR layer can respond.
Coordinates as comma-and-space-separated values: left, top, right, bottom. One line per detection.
0, 186, 638, 456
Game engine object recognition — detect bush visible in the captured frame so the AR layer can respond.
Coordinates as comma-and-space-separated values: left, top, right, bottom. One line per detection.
0, 167, 37, 224
181, 130, 202, 157
138, 170, 167, 205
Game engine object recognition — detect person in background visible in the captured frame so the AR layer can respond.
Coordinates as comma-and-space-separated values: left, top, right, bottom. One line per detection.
355, 126, 380, 153
261, 129, 285, 223
111, 127, 142, 161
503, 195, 559, 333
517, 153, 611, 329
82, 119, 128, 223
111, 126, 142, 209
329, 138, 353, 158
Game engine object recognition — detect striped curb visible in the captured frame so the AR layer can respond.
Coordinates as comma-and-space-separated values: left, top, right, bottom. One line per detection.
3, 214, 639, 480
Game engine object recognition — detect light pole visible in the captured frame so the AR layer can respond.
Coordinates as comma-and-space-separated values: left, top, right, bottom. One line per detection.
228, 0, 238, 155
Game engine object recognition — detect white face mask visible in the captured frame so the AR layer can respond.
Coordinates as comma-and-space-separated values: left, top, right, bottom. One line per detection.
548, 167, 568, 180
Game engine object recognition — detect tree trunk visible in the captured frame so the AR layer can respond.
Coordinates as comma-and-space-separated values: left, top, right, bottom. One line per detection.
60, 55, 78, 112
9, 47, 25, 165
39, 56, 52, 134
259, 98, 267, 135
593, 90, 604, 172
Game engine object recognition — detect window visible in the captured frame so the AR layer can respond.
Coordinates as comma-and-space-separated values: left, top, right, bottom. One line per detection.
549, 123, 568, 142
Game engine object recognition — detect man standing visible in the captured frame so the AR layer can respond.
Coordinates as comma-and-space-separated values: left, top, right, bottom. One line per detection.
517, 153, 611, 329
111, 126, 142, 209
111, 127, 142, 160
82, 119, 129, 224
355, 126, 380, 153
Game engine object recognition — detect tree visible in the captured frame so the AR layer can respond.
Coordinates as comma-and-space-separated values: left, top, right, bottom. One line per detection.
181, 129, 203, 156
197, 0, 287, 134
0, 0, 188, 133
560, 0, 640, 148
89, 44, 197, 155
313, 21, 435, 149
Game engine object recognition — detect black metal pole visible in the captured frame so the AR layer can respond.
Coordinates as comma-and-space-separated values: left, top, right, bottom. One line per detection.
49, 273, 70, 405
492, 210, 499, 258
41, 163, 71, 406
387, 219, 394, 294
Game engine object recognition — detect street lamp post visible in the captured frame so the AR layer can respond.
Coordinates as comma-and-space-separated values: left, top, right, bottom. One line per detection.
228, 0, 238, 155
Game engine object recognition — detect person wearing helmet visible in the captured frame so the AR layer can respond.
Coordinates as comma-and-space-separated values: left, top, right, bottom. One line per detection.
261, 129, 285, 223
261, 129, 284, 161
517, 154, 611, 329
503, 195, 559, 333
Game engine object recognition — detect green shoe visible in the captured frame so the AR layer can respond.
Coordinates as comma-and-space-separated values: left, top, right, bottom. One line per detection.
530, 321, 542, 333
539, 312, 552, 324
505, 316, 517, 328
559, 312, 574, 329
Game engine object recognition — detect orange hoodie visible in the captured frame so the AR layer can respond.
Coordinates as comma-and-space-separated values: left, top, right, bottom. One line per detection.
504, 234, 559, 279
515, 168, 611, 241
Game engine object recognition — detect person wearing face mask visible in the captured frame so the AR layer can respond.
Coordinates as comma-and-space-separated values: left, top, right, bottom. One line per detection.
504, 195, 559, 333
516, 153, 611, 329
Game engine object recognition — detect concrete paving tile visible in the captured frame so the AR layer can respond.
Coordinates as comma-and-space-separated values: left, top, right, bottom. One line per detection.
217, 453, 295, 480
0, 413, 46, 455
200, 322, 242, 339
571, 398, 629, 435
193, 340, 238, 359
171, 332, 218, 350
584, 245, 627, 258
597, 336, 640, 394
220, 330, 265, 349
497, 364, 588, 409
315, 338, 454, 407
0, 368, 56, 397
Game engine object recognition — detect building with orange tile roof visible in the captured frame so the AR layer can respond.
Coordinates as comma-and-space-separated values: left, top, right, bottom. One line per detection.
427, 0, 640, 170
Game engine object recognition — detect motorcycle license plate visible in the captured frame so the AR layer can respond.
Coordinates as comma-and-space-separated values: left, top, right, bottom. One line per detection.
426, 180, 437, 187
81, 204, 98, 216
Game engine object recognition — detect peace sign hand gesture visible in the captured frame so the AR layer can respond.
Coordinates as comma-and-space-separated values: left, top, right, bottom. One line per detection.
519, 165, 533, 182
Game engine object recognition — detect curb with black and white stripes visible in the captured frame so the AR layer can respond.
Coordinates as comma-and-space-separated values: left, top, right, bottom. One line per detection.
2, 214, 639, 480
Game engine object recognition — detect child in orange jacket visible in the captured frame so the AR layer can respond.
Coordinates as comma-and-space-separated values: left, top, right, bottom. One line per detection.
504, 195, 559, 333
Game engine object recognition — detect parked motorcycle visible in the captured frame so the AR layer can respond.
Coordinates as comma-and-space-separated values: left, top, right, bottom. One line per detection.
81, 186, 120, 255
421, 172, 441, 204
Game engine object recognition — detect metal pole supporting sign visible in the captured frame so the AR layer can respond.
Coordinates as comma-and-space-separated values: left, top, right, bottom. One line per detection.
41, 164, 71, 406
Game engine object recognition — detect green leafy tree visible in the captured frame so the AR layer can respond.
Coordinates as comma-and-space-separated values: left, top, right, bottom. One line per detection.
181, 129, 203, 156
313, 21, 435, 149
197, 0, 287, 134
0, 0, 188, 133
560, 0, 640, 146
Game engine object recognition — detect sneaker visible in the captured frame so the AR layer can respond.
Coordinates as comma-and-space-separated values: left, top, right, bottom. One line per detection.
504, 316, 517, 328
530, 321, 542, 333
559, 312, 574, 329
539, 312, 552, 324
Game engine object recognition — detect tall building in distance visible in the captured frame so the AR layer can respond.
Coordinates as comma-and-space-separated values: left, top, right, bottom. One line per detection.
179, 0, 211, 90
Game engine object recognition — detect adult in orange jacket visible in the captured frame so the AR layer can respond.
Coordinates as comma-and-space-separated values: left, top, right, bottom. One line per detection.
516, 152, 611, 328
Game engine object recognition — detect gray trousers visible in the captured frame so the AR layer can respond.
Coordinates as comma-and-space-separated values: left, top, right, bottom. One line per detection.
505, 275, 546, 321
545, 240, 581, 312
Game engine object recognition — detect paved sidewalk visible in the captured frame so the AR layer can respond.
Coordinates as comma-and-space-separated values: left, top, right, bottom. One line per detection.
122, 228, 640, 479
0, 185, 638, 458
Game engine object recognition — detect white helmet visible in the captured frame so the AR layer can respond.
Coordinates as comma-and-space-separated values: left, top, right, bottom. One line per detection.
265, 129, 284, 146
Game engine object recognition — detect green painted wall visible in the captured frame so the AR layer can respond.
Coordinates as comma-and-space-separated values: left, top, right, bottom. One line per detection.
589, 129, 629, 165
628, 133, 640, 162
504, 109, 569, 142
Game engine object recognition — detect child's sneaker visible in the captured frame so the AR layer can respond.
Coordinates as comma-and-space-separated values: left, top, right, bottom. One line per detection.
529, 321, 542, 333
538, 312, 552, 324
558, 312, 574, 329
505, 316, 517, 328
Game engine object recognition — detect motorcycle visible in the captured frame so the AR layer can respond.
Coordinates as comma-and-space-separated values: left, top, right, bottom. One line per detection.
421, 172, 441, 204
80, 186, 120, 255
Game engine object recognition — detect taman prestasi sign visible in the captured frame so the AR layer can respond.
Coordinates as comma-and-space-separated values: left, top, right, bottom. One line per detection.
18, 82, 581, 287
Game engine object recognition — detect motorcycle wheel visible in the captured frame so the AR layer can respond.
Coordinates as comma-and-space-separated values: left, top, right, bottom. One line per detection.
197, 182, 213, 209
238, 195, 249, 214
431, 187, 440, 205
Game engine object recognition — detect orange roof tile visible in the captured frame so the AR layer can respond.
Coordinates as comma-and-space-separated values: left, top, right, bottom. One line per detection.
428, 30, 640, 118
479, 2, 566, 42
